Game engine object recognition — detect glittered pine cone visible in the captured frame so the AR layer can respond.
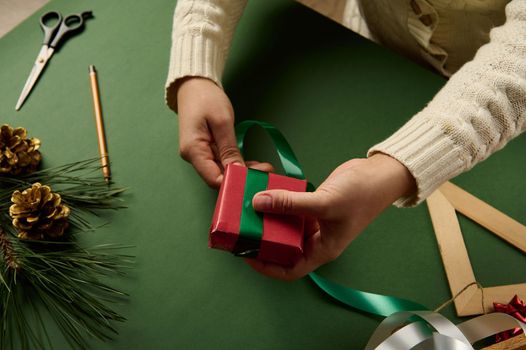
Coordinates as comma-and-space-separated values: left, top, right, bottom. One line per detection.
9, 183, 70, 240
0, 124, 41, 175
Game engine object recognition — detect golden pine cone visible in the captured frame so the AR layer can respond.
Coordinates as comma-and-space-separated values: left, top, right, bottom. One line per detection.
9, 183, 70, 240
0, 124, 41, 175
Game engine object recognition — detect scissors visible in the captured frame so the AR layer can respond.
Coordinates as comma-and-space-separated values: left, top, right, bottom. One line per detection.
15, 10, 93, 111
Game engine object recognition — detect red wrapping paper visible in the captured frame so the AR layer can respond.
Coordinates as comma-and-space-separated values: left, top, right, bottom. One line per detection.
209, 164, 307, 266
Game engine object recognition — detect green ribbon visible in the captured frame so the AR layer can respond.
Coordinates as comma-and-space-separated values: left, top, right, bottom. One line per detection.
236, 120, 305, 180
235, 120, 426, 317
309, 273, 424, 316
239, 169, 268, 242
234, 169, 268, 257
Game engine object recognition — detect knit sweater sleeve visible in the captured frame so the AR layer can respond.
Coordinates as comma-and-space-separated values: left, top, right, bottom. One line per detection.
165, 0, 248, 112
368, 0, 526, 207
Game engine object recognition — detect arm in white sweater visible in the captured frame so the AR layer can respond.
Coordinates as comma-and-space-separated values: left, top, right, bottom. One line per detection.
165, 0, 526, 207
165, 0, 247, 112
369, 0, 526, 206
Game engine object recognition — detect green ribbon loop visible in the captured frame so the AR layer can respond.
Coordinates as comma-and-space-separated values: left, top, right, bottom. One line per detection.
235, 120, 427, 317
236, 120, 305, 180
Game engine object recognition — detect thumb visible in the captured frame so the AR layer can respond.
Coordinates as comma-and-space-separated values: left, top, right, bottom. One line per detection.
252, 190, 323, 217
210, 119, 245, 167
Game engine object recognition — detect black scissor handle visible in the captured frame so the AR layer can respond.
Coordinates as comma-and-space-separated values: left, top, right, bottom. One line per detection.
40, 11, 62, 46
49, 11, 93, 49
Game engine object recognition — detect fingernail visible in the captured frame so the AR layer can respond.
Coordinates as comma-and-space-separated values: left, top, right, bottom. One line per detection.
253, 194, 272, 210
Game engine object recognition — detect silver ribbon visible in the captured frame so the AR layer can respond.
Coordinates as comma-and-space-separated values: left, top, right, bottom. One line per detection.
365, 311, 526, 349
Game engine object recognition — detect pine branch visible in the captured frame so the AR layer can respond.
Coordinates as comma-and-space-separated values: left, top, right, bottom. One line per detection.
0, 158, 133, 349
1, 224, 132, 349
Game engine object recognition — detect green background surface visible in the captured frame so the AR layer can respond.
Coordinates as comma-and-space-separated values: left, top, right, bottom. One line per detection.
1, 0, 525, 348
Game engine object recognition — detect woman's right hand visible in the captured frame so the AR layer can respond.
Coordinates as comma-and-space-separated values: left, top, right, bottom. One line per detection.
176, 77, 272, 187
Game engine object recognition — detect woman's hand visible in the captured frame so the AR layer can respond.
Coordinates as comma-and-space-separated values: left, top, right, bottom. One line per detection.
247, 153, 416, 280
176, 77, 272, 187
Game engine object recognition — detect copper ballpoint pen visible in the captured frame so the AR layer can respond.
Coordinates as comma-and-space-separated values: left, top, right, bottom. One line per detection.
88, 65, 111, 183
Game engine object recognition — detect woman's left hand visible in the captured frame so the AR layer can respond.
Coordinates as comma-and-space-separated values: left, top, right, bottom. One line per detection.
247, 153, 416, 280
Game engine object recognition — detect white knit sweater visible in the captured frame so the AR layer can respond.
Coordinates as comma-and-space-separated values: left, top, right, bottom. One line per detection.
166, 0, 526, 207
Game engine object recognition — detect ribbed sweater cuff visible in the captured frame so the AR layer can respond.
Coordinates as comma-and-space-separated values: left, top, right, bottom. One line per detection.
368, 115, 465, 207
165, 33, 224, 112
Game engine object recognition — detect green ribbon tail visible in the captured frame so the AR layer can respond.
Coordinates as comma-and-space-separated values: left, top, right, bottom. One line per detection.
235, 120, 427, 317
308, 273, 426, 317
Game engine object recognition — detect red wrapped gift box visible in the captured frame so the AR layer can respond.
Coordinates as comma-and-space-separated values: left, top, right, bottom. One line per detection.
209, 163, 307, 266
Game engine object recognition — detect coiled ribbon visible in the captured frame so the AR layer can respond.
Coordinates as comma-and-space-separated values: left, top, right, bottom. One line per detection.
365, 311, 526, 349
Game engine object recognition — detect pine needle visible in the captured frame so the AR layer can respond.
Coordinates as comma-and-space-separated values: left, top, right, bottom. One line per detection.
0, 159, 132, 349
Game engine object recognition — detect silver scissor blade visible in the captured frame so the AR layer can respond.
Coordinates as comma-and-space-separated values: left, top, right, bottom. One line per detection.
15, 46, 53, 111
